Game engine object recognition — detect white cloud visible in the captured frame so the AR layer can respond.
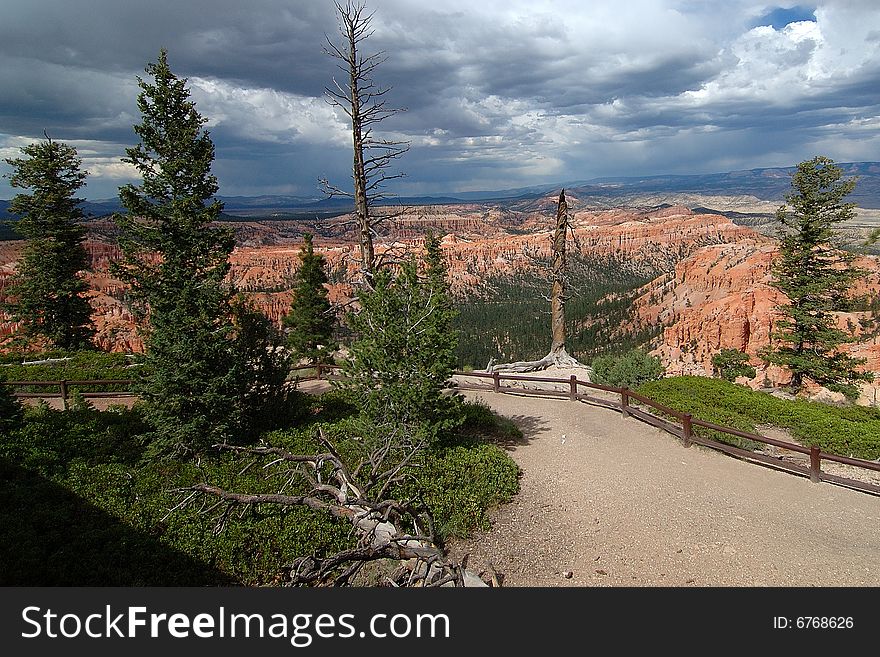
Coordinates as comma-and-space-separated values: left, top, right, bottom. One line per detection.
188, 78, 350, 147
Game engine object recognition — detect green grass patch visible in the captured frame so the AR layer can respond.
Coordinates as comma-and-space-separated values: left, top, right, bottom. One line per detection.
637, 376, 880, 460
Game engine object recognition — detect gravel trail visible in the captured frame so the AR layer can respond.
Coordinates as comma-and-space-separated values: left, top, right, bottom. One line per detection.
449, 388, 880, 587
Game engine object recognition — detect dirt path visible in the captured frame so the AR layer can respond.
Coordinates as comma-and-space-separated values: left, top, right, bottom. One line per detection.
449, 388, 880, 587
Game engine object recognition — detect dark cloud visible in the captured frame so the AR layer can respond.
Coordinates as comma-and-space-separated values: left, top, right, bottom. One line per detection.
1, 0, 879, 199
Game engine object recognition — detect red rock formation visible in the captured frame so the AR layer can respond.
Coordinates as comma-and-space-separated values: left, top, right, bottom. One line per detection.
633, 240, 880, 403
0, 204, 757, 354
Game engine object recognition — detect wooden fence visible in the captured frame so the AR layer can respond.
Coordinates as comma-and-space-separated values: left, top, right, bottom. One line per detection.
5, 366, 879, 496
4, 379, 136, 410
450, 369, 880, 497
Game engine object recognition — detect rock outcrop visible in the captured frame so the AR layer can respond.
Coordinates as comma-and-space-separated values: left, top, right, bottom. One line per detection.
4, 194, 877, 407
633, 240, 880, 404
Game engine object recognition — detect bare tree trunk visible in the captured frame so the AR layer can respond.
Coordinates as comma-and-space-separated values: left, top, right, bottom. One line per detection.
346, 15, 375, 277
322, 1, 409, 283
490, 190, 586, 374
550, 189, 568, 356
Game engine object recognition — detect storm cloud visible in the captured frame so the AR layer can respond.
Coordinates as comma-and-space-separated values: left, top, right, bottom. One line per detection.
1, 0, 879, 199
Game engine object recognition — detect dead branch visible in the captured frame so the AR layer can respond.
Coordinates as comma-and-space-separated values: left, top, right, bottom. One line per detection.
178, 438, 487, 587
321, 1, 410, 281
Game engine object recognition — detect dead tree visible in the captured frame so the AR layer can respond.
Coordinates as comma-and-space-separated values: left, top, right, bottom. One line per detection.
175, 429, 487, 587
489, 189, 587, 373
320, 1, 409, 283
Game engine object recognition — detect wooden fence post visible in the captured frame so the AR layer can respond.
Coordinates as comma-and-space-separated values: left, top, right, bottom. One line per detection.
569, 375, 577, 401
682, 413, 693, 448
620, 386, 630, 417
810, 446, 821, 483
316, 364, 323, 380
493, 371, 500, 393
60, 380, 69, 411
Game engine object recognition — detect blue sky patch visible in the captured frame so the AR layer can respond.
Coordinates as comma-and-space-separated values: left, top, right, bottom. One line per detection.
752, 5, 817, 30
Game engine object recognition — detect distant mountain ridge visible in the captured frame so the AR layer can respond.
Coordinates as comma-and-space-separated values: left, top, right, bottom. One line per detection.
2, 162, 879, 221
565, 162, 880, 207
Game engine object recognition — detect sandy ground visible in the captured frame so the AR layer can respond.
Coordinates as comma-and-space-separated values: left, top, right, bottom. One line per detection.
447, 387, 880, 587
18, 396, 138, 411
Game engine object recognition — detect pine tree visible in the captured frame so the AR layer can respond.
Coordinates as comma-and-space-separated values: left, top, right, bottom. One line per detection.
3, 138, 94, 350
0, 381, 23, 434
711, 349, 757, 382
766, 156, 871, 396
341, 233, 459, 441
114, 50, 241, 454
283, 233, 335, 363
230, 295, 291, 434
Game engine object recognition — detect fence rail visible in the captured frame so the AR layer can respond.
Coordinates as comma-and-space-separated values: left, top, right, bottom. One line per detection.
3, 379, 136, 410
450, 369, 880, 497
4, 366, 879, 496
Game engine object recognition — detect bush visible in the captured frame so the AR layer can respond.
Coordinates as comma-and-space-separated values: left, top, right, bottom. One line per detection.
638, 376, 880, 459
398, 434, 520, 539
712, 349, 757, 382
0, 382, 23, 434
458, 399, 523, 443
591, 349, 664, 388
0, 405, 354, 585
1, 390, 520, 584
0, 350, 145, 394
2, 402, 148, 477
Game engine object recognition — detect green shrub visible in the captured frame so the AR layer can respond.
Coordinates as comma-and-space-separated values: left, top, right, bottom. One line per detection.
711, 349, 757, 382
0, 350, 145, 394
307, 388, 359, 424
1, 388, 521, 584
2, 402, 148, 477
638, 376, 880, 459
458, 399, 523, 442
592, 349, 664, 388
0, 381, 23, 434
396, 434, 520, 539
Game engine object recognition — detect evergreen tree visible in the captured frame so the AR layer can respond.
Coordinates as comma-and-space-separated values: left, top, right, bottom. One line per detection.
283, 233, 335, 363
3, 138, 94, 350
766, 156, 871, 396
711, 349, 756, 382
0, 381, 23, 434
230, 296, 291, 434
114, 50, 240, 454
341, 233, 459, 440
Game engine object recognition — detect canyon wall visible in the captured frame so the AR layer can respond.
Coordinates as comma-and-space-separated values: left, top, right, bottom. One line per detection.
633, 240, 880, 404
4, 198, 879, 407
1, 205, 748, 353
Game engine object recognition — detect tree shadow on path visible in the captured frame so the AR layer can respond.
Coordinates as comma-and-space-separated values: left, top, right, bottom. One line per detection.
486, 413, 550, 450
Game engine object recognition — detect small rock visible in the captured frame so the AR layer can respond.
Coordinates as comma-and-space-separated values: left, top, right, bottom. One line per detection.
595, 569, 607, 575
563, 571, 573, 579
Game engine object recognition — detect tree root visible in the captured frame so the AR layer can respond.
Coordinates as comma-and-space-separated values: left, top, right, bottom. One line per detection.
486, 348, 591, 376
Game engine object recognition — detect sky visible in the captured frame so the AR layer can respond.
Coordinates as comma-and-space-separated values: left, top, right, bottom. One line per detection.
1, 0, 879, 200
